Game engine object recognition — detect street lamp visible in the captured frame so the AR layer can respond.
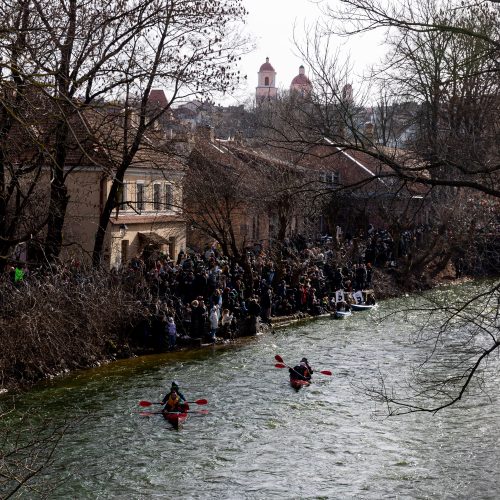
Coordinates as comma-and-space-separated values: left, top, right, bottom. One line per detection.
119, 224, 128, 238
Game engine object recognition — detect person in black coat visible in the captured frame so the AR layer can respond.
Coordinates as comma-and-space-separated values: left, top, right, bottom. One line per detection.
289, 358, 314, 381
247, 297, 261, 317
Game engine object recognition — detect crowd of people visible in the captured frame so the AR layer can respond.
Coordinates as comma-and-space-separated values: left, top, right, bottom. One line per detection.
129, 230, 389, 350
5, 225, 429, 351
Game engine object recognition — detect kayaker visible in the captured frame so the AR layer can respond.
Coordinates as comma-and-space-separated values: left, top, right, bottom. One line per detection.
162, 388, 181, 412
162, 381, 186, 411
289, 358, 314, 381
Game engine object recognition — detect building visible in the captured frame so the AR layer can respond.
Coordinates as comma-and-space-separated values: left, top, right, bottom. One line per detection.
9, 96, 187, 269
290, 65, 312, 97
255, 57, 277, 104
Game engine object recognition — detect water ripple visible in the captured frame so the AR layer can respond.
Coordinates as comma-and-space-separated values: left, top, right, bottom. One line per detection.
3, 282, 500, 499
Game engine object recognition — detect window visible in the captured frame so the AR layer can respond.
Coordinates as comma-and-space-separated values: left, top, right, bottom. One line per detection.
116, 182, 129, 211
121, 240, 129, 265
136, 182, 145, 211
264, 76, 269, 86
168, 237, 175, 260
165, 184, 174, 209
319, 171, 340, 186
252, 215, 260, 240
153, 183, 161, 211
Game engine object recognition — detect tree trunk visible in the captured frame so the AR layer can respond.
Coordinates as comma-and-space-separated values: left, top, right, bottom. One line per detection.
44, 121, 70, 263
92, 175, 121, 267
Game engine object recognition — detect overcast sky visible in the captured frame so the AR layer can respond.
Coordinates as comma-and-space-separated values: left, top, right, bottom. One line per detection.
217, 0, 386, 106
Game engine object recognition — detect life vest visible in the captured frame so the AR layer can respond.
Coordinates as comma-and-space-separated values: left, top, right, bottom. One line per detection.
165, 392, 181, 411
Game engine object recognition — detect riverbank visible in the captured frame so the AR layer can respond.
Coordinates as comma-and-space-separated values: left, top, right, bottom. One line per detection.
0, 257, 485, 395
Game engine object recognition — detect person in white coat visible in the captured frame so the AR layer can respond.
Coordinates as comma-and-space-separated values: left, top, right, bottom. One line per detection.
209, 305, 219, 344
220, 308, 234, 341
166, 316, 177, 351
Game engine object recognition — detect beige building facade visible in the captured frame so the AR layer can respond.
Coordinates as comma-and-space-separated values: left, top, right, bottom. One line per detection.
60, 161, 186, 269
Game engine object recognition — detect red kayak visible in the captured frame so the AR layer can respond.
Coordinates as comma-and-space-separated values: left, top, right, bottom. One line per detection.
290, 377, 311, 389
162, 403, 189, 429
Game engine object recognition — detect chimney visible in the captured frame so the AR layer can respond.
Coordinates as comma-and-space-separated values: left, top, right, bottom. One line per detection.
195, 124, 214, 143
364, 122, 375, 142
234, 129, 243, 145
342, 84, 353, 103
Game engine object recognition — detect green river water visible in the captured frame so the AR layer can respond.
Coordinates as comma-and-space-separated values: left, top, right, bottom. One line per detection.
2, 281, 499, 499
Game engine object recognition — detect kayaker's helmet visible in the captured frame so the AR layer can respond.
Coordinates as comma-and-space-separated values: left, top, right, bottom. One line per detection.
171, 380, 179, 389
301, 357, 308, 363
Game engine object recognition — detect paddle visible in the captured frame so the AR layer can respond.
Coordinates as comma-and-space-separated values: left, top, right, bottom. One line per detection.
274, 356, 305, 379
275, 363, 332, 376
164, 409, 209, 415
274, 355, 332, 376
139, 409, 209, 417
139, 398, 208, 407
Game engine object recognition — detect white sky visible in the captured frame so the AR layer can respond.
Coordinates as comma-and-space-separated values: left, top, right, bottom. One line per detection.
217, 0, 387, 106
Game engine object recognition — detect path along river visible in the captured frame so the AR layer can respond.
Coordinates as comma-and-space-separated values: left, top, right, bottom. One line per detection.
2, 281, 499, 499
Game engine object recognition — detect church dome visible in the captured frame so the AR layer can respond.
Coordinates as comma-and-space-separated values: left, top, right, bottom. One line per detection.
291, 65, 311, 86
259, 57, 275, 72
290, 65, 312, 96
291, 74, 311, 85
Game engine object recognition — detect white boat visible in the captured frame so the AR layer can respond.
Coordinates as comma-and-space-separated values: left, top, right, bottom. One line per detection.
350, 290, 378, 312
351, 303, 377, 312
331, 310, 352, 319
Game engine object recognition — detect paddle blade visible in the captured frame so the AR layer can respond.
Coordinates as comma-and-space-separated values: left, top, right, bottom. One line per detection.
320, 370, 333, 376
275, 354, 284, 363
275, 363, 287, 369
193, 399, 208, 405
139, 400, 154, 407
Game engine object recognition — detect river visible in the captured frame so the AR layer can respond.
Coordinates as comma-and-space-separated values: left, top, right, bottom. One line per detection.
2, 281, 499, 499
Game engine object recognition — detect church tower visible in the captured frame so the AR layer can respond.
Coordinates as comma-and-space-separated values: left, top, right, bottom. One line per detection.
256, 57, 277, 104
290, 65, 312, 97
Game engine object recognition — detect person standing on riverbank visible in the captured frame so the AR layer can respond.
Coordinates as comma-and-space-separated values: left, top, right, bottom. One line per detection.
166, 316, 177, 351
191, 298, 207, 338
209, 305, 219, 344
220, 308, 233, 340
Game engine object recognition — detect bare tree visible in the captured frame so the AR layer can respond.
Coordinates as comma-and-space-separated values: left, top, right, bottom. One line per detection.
254, 0, 499, 412
0, 1, 51, 270
183, 139, 262, 263
0, 407, 85, 498
320, 0, 500, 196
91, 0, 249, 266
302, 0, 500, 413
0, 0, 249, 267
225, 141, 317, 243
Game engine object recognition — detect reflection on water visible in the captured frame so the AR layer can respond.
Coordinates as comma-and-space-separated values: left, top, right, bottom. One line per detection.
2, 281, 500, 499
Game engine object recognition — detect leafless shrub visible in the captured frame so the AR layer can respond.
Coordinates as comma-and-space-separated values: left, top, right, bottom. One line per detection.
0, 267, 146, 390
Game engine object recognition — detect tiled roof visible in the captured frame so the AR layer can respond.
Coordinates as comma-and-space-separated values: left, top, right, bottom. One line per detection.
148, 89, 169, 108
